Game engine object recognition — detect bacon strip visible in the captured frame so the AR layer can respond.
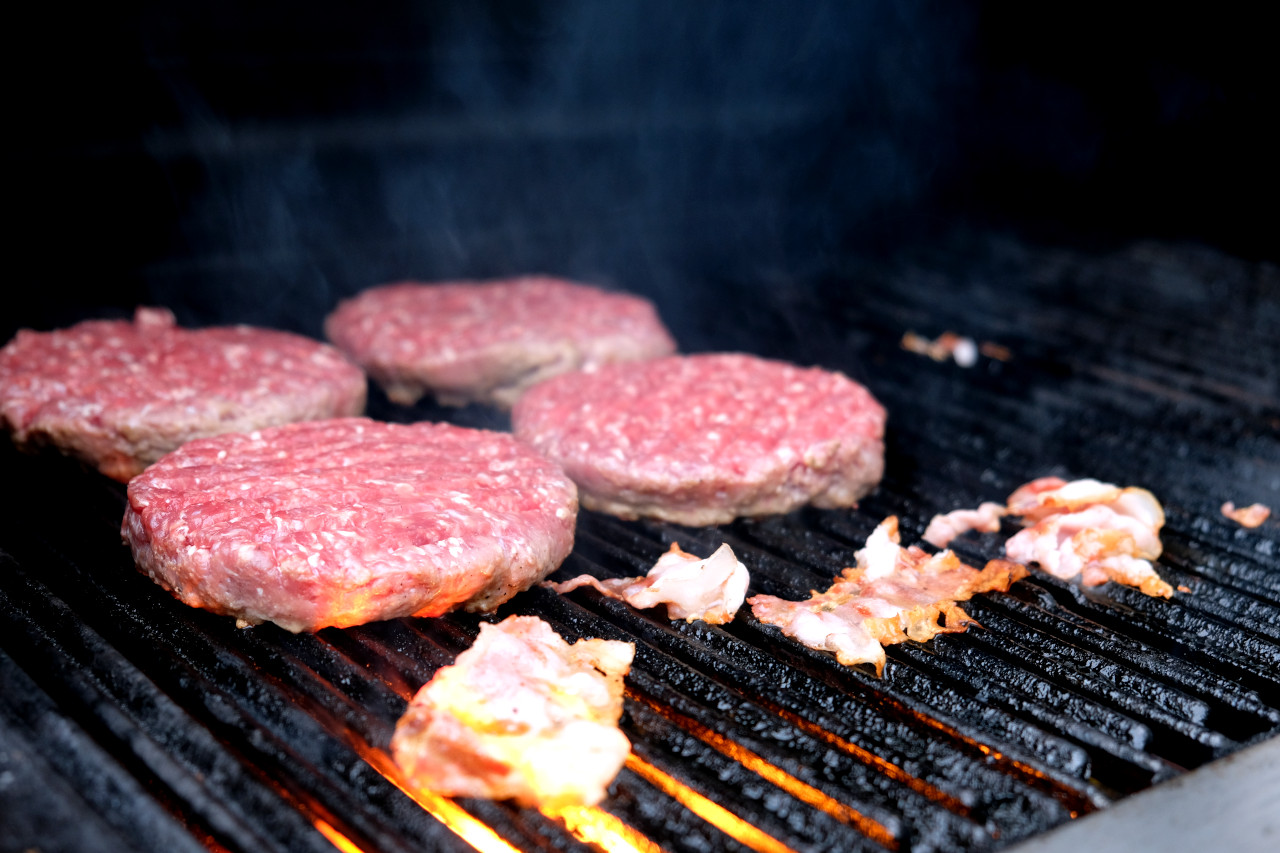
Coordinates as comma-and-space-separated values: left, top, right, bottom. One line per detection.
549, 542, 749, 624
922, 501, 1007, 548
748, 517, 1027, 675
1003, 477, 1173, 598
1221, 502, 1271, 528
391, 615, 634, 808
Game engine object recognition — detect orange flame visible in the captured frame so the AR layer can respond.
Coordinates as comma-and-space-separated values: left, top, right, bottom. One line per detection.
541, 804, 667, 853
627, 689, 897, 850
755, 699, 970, 817
354, 670, 664, 853
870, 693, 1096, 819
359, 746, 522, 853
359, 739, 666, 853
313, 819, 368, 853
625, 754, 799, 853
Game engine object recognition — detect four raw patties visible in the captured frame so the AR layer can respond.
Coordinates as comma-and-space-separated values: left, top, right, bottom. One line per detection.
0, 307, 367, 481
323, 276, 677, 408
122, 418, 579, 632
512, 353, 887, 526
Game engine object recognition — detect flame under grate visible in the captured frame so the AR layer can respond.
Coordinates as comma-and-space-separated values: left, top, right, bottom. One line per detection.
2, 234, 1277, 852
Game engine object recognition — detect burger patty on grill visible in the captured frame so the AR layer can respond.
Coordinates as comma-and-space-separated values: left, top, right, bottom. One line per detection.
122, 418, 579, 632
512, 353, 886, 525
324, 276, 676, 408
0, 307, 368, 481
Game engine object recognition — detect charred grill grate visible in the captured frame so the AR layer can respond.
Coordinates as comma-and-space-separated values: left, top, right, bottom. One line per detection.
2, 233, 1278, 852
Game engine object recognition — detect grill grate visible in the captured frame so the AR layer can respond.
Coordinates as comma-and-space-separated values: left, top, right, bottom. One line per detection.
2, 233, 1278, 852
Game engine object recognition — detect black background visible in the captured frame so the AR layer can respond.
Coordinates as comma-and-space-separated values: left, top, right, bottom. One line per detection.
6, 1, 1276, 342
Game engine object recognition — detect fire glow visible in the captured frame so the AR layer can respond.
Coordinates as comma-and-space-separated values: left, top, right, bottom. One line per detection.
361, 646, 897, 851
757, 699, 971, 817
624, 754, 799, 853
358, 738, 664, 853
357, 746, 522, 853
874, 692, 1097, 819
627, 688, 898, 850
313, 819, 368, 853
541, 804, 666, 853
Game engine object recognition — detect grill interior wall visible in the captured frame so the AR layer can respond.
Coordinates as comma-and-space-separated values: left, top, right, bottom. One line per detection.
2, 237, 1277, 853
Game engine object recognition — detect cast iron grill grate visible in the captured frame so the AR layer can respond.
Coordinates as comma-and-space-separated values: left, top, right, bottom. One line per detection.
2, 233, 1277, 852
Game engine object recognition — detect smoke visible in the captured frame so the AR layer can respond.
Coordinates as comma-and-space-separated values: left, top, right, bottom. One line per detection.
11, 1, 1270, 349
32, 1, 978, 345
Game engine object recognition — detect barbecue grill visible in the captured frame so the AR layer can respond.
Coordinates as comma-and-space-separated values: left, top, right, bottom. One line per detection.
4, 3, 1278, 851
4, 233, 1277, 853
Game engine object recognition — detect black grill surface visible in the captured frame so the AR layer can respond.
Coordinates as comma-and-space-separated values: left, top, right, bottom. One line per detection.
2, 232, 1278, 853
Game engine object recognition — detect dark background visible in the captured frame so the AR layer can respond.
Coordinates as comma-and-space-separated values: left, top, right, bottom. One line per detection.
7, 1, 1276, 344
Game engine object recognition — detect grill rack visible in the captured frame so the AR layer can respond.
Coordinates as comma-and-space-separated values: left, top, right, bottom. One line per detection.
2, 232, 1278, 852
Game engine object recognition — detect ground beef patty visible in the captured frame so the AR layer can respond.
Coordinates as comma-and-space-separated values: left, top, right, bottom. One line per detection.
123, 418, 578, 632
324, 276, 676, 408
0, 308, 367, 481
512, 353, 886, 526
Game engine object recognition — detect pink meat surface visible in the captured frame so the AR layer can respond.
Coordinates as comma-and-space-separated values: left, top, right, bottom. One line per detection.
0, 307, 367, 480
511, 353, 886, 525
122, 418, 578, 632
324, 276, 676, 407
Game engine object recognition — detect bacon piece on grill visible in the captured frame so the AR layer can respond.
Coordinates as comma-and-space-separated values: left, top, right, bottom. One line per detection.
922, 501, 1007, 548
1003, 477, 1173, 598
1221, 501, 1271, 528
549, 542, 749, 624
748, 517, 1027, 675
391, 615, 634, 809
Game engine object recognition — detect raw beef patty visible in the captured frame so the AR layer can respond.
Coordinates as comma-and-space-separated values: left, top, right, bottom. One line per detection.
0, 307, 367, 481
122, 418, 578, 632
512, 353, 886, 525
324, 276, 676, 408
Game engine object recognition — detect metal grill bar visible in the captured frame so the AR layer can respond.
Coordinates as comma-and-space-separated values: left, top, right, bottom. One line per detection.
2, 234, 1277, 852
